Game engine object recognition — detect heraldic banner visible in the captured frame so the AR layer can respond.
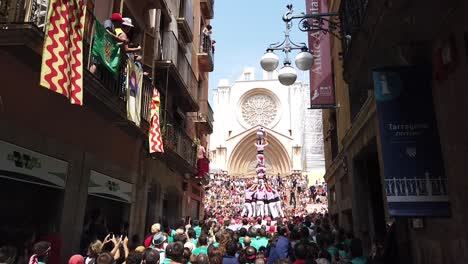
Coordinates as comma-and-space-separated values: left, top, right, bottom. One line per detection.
149, 87, 164, 153
92, 18, 121, 75
126, 58, 143, 126
40, 0, 86, 105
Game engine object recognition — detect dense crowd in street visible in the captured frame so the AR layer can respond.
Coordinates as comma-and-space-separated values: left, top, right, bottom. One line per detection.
1, 211, 397, 264
0, 171, 398, 264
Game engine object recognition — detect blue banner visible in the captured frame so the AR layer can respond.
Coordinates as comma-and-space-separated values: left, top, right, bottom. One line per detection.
373, 66, 450, 217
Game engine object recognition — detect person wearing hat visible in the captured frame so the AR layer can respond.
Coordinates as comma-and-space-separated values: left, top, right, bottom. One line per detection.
151, 233, 167, 264
102, 13, 127, 42
118, 17, 141, 53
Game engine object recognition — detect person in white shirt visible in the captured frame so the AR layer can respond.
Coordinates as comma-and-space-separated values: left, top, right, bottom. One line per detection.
255, 188, 266, 218
274, 189, 285, 218
242, 186, 254, 217
266, 187, 278, 219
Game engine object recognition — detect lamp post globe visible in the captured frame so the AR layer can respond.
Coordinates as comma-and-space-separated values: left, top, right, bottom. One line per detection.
295, 51, 314, 71
278, 64, 297, 86
260, 50, 280, 72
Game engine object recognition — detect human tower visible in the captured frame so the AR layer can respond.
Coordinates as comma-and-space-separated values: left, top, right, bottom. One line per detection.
241, 127, 285, 219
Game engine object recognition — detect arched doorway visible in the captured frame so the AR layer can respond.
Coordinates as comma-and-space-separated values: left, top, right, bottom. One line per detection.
228, 131, 291, 177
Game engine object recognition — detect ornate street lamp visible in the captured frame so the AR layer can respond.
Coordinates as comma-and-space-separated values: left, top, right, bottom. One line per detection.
260, 4, 340, 86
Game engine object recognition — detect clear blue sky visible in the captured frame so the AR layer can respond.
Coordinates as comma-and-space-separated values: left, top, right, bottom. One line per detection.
209, 0, 308, 102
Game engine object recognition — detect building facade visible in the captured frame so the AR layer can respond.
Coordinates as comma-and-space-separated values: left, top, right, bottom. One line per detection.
323, 0, 468, 263
210, 68, 324, 181
0, 0, 214, 260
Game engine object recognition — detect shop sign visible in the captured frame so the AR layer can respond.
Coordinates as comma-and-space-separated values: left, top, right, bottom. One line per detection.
373, 66, 450, 217
0, 140, 68, 188
88, 170, 133, 203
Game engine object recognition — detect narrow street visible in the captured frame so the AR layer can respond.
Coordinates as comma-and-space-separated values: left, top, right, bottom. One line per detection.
0, 0, 467, 263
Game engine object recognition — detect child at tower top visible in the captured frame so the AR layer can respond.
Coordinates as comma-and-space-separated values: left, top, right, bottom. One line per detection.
256, 127, 267, 144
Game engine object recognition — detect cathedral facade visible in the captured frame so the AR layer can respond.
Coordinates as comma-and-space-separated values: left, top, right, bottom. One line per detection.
210, 67, 325, 182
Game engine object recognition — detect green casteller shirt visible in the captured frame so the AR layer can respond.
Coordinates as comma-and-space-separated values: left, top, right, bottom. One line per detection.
239, 237, 244, 247
168, 230, 177, 243
327, 246, 338, 257
251, 237, 269, 251
194, 226, 202, 238
351, 256, 368, 264
192, 246, 208, 256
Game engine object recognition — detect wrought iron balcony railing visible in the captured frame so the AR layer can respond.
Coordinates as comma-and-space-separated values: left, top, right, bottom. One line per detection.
160, 110, 198, 168
198, 33, 214, 72
1, 0, 49, 29
339, 0, 369, 58
200, 0, 214, 19
159, 30, 198, 104
195, 100, 214, 133
177, 0, 194, 43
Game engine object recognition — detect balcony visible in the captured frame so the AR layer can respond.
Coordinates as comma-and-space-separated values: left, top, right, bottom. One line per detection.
153, 0, 171, 23
195, 100, 214, 134
200, 0, 214, 19
338, 0, 369, 82
159, 110, 198, 174
177, 0, 194, 43
155, 31, 199, 112
0, 0, 47, 59
197, 34, 214, 72
0, 2, 153, 136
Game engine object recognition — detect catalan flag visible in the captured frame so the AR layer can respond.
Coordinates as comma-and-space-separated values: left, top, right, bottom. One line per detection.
40, 0, 86, 105
149, 87, 164, 153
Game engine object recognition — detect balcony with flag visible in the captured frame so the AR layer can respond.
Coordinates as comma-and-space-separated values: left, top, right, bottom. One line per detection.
0, 0, 154, 137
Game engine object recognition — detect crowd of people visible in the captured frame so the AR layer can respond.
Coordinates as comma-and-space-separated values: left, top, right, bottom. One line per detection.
1, 212, 396, 264
203, 173, 327, 221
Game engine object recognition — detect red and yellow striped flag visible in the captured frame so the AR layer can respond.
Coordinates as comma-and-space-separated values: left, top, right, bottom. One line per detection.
40, 0, 86, 105
149, 87, 164, 153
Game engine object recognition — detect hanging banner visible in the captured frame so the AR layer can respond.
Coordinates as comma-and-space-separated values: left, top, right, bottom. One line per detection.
306, 0, 335, 109
40, 0, 86, 105
126, 58, 143, 126
373, 66, 450, 217
149, 87, 165, 153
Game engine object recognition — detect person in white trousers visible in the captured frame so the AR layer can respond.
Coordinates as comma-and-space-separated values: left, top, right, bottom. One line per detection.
274, 189, 285, 218
255, 188, 266, 218
266, 188, 279, 219
242, 187, 254, 217
251, 187, 257, 217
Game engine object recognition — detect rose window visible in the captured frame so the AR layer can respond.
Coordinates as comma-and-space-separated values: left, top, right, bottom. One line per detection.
241, 94, 278, 127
